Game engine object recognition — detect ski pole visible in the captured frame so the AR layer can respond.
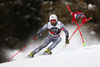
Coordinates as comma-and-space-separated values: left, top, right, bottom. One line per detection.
66, 3, 86, 47
64, 17, 92, 47
65, 3, 72, 13
69, 17, 92, 41
6, 36, 38, 62
75, 21, 86, 47
65, 3, 92, 47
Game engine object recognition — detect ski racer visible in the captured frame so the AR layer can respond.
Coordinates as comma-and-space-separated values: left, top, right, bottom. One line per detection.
29, 14, 69, 57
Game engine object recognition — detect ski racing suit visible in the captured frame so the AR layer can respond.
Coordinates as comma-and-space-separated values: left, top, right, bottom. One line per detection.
31, 21, 69, 55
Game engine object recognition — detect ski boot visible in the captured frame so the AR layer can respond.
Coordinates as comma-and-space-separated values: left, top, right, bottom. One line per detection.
28, 52, 34, 58
43, 49, 52, 55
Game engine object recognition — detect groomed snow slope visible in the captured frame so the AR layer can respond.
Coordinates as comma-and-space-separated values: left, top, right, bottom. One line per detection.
0, 45, 100, 67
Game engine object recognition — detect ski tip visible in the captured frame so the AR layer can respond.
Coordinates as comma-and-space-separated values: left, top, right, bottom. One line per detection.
90, 17, 92, 19
6, 61, 8, 63
65, 3, 67, 5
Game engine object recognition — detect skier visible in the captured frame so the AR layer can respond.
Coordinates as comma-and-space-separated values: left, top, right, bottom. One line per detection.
28, 14, 69, 57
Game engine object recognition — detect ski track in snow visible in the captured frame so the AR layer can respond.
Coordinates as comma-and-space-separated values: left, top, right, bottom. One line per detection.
0, 24, 100, 67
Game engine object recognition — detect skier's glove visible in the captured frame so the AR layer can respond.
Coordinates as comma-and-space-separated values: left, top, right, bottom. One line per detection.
65, 36, 69, 44
36, 31, 42, 37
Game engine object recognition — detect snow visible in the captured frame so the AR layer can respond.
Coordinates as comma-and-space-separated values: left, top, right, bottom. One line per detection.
88, 4, 96, 10
0, 24, 100, 67
90, 31, 96, 35
0, 45, 100, 67
88, 4, 93, 9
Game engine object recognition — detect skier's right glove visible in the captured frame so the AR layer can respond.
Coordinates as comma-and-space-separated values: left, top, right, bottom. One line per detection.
65, 36, 69, 44
36, 31, 42, 37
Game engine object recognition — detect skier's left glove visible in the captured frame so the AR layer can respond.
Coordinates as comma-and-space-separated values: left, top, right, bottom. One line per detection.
65, 36, 69, 44
36, 31, 42, 37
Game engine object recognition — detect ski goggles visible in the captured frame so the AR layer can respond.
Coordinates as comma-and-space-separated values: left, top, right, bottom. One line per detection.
50, 19, 56, 22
